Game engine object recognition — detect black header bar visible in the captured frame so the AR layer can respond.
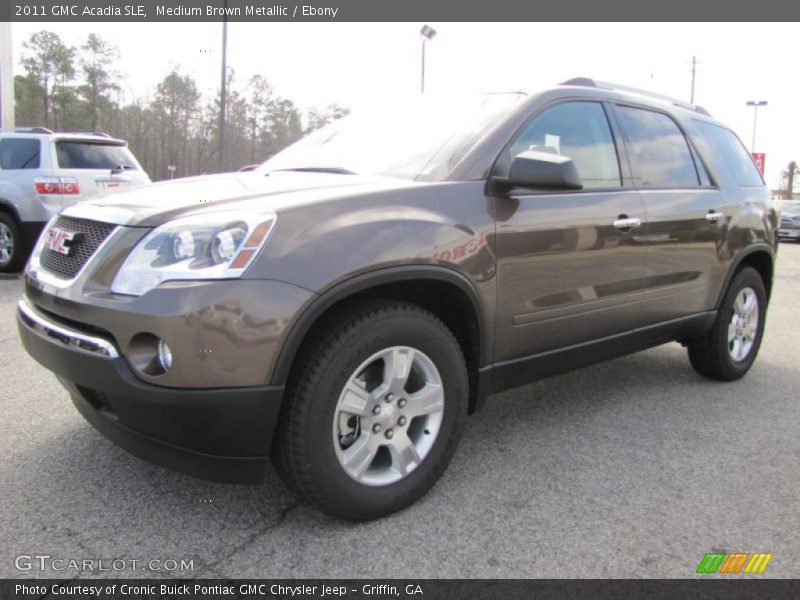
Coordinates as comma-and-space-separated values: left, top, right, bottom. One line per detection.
4, 579, 800, 600
3, 0, 800, 22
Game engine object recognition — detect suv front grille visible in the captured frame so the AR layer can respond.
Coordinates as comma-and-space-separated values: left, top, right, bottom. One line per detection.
39, 216, 116, 279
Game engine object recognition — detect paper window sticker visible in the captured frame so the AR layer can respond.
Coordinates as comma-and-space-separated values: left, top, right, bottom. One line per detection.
545, 134, 561, 155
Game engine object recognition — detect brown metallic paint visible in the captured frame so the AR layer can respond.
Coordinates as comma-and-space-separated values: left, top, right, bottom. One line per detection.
21, 85, 777, 397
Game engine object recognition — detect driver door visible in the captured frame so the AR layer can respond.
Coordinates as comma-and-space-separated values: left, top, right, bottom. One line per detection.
491, 100, 649, 363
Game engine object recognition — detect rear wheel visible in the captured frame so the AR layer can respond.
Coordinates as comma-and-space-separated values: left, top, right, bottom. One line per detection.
687, 266, 767, 381
0, 213, 25, 273
272, 299, 469, 521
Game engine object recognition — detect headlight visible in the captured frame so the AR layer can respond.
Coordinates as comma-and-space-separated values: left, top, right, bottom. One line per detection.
111, 209, 276, 296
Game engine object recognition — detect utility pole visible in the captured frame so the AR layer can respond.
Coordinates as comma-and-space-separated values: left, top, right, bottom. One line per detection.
0, 21, 15, 128
787, 161, 797, 200
690, 55, 697, 104
218, 0, 228, 173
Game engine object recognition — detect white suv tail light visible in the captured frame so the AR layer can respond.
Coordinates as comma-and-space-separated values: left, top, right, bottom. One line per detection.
34, 177, 80, 195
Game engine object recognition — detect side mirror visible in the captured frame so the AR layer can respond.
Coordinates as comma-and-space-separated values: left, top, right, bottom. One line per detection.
500, 150, 583, 191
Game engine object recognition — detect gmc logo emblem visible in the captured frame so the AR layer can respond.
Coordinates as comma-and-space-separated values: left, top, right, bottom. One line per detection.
44, 228, 83, 256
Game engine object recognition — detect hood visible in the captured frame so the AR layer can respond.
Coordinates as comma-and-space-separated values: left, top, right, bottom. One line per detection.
61, 171, 419, 227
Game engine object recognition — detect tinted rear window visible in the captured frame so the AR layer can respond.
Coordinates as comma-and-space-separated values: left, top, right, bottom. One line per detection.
56, 141, 137, 170
616, 106, 700, 188
0, 138, 41, 170
692, 121, 764, 187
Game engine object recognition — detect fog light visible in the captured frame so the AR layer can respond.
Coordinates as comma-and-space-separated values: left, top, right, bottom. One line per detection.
158, 340, 173, 371
129, 333, 172, 377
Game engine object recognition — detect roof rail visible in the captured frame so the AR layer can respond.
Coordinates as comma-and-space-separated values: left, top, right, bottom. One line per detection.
0, 126, 54, 134
560, 77, 712, 117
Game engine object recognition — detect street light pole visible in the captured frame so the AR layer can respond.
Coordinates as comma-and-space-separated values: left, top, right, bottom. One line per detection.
746, 100, 767, 152
419, 25, 437, 94
420, 40, 425, 93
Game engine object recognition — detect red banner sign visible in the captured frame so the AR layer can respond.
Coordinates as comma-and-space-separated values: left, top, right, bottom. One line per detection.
752, 153, 766, 176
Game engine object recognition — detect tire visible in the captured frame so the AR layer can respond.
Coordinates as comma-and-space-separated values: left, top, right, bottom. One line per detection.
0, 213, 25, 273
687, 266, 767, 381
272, 299, 469, 521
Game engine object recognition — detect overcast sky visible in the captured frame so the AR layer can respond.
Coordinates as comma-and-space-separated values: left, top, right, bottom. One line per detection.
10, 22, 798, 188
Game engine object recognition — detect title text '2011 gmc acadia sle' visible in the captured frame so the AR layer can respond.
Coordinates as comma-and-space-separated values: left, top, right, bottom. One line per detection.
17, 80, 778, 520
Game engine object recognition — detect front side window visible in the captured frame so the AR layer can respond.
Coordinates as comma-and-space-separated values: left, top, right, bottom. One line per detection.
503, 101, 622, 189
616, 106, 700, 188
692, 120, 764, 187
0, 138, 41, 170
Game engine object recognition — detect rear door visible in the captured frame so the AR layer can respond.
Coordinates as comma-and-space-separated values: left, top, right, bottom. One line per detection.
611, 104, 724, 324
51, 138, 150, 205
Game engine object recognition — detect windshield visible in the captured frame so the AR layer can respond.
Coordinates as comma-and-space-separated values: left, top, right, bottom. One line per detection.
779, 200, 800, 216
258, 93, 526, 181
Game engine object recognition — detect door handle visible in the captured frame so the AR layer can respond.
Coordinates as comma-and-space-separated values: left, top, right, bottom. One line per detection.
613, 216, 642, 230
705, 211, 724, 223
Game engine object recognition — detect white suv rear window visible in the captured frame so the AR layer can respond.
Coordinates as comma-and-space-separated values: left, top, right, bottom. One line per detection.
56, 141, 138, 170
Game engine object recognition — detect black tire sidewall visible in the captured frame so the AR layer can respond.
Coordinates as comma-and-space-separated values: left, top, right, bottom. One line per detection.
299, 309, 467, 519
0, 213, 24, 273
715, 267, 767, 378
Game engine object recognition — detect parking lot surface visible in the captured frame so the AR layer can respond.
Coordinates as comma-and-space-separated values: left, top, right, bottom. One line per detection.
1, 244, 798, 579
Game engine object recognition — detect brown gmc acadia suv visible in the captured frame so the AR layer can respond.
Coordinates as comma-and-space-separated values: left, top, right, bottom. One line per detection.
17, 80, 779, 520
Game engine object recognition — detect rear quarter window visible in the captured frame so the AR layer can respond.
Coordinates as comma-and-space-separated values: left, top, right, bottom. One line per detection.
56, 141, 138, 170
0, 138, 41, 170
692, 121, 764, 187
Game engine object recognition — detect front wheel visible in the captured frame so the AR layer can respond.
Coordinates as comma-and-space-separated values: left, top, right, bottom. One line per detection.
272, 300, 469, 521
687, 266, 767, 381
0, 213, 24, 273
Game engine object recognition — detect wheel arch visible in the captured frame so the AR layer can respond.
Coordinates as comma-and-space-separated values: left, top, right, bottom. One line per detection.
0, 199, 21, 221
270, 265, 488, 413
717, 245, 775, 307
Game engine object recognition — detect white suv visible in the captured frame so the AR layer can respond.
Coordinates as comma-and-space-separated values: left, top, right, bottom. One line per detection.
0, 128, 150, 272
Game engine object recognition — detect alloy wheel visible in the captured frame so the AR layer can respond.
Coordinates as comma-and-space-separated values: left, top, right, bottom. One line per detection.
728, 286, 759, 362
0, 223, 14, 266
333, 346, 444, 486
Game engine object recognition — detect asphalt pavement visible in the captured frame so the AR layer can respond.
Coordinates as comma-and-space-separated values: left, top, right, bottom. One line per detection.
1, 244, 798, 579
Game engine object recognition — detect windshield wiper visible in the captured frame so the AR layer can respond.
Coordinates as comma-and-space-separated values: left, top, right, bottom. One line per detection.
274, 166, 356, 175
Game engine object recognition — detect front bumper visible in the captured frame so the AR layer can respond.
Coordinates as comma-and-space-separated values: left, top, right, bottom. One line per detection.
17, 298, 284, 483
